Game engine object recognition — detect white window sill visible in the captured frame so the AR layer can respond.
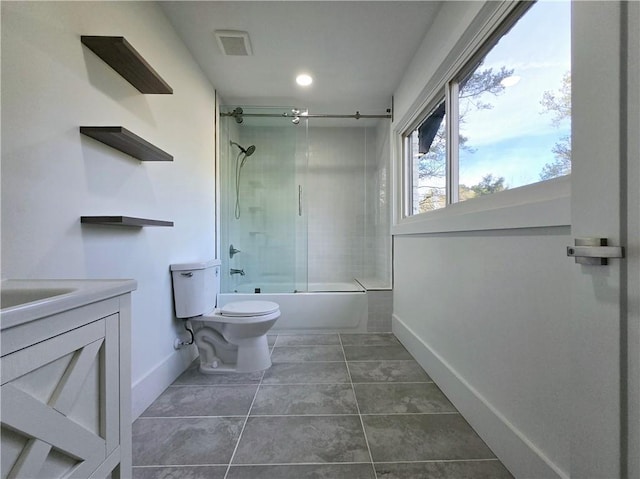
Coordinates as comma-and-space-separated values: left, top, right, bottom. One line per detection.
393, 176, 570, 235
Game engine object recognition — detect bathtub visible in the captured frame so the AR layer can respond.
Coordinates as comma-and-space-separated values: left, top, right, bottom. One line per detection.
218, 281, 368, 332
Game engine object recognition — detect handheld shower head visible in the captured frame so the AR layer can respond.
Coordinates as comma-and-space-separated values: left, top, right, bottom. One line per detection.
244, 145, 256, 157
231, 141, 257, 219
230, 141, 256, 157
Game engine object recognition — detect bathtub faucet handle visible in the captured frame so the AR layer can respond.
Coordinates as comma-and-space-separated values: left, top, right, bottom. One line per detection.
230, 268, 245, 276
229, 244, 241, 258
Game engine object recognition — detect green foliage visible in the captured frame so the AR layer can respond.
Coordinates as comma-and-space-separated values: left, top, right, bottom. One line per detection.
417, 65, 513, 181
459, 174, 508, 202
459, 66, 514, 111
539, 72, 572, 180
540, 72, 571, 126
470, 174, 507, 195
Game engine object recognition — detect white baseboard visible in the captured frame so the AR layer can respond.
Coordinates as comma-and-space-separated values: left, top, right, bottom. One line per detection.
131, 346, 198, 420
392, 314, 567, 479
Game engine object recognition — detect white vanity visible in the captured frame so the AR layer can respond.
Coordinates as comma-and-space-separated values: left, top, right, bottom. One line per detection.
1, 279, 136, 479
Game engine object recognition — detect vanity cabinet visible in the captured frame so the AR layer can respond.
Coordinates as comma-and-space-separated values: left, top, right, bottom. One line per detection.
1, 282, 135, 479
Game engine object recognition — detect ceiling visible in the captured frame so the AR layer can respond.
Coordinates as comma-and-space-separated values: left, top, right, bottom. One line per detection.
159, 1, 442, 118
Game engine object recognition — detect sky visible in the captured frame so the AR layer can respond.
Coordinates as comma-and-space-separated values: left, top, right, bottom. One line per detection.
457, 0, 571, 188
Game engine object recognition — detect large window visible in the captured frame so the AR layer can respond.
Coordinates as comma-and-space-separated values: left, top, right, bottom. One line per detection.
404, 1, 571, 216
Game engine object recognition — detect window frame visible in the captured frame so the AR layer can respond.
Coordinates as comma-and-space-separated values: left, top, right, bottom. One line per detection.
393, 0, 571, 234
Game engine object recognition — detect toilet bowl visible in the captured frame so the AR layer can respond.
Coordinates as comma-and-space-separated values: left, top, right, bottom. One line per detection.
170, 260, 280, 373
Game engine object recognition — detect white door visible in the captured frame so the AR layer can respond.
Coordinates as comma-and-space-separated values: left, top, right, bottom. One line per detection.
570, 2, 639, 477
627, 3, 640, 478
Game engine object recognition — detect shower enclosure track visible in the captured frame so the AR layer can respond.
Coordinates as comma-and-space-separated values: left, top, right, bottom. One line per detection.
220, 107, 393, 122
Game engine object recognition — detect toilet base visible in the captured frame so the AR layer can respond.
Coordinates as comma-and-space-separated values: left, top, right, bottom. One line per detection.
193, 324, 272, 374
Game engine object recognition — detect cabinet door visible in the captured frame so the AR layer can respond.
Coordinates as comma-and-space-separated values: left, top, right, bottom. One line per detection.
1, 315, 119, 479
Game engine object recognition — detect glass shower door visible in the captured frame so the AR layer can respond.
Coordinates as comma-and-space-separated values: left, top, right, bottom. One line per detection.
220, 106, 307, 293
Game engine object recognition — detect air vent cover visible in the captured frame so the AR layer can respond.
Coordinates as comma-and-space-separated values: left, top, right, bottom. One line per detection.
214, 30, 253, 56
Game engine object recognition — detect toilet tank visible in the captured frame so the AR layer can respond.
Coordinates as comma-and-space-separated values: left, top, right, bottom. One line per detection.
170, 259, 220, 318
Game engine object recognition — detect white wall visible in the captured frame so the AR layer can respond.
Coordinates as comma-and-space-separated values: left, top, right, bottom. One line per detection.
391, 2, 572, 477
1, 1, 217, 418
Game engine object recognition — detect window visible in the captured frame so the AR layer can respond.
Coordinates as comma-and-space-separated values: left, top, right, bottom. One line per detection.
406, 98, 446, 214
403, 0, 571, 217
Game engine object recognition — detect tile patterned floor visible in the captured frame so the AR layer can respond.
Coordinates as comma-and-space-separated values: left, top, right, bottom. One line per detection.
133, 333, 514, 478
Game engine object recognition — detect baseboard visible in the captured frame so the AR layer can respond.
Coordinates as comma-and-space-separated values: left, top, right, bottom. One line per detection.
392, 314, 567, 479
131, 346, 198, 420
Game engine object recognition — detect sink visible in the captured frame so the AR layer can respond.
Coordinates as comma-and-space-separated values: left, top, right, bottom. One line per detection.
1, 287, 76, 309
1, 279, 137, 330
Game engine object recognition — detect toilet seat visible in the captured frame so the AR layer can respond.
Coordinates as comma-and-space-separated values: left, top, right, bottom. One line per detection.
220, 300, 280, 317
198, 300, 281, 324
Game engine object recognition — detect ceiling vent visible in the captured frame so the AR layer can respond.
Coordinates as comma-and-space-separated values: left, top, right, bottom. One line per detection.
214, 30, 253, 56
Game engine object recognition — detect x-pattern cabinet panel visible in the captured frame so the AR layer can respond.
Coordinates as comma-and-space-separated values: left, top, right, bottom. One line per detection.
1, 292, 133, 479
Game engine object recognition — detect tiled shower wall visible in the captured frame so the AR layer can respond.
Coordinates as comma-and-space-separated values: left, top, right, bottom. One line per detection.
369, 121, 392, 288
306, 127, 369, 284
307, 125, 391, 288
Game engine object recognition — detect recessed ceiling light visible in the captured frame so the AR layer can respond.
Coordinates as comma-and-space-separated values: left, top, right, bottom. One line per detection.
296, 74, 313, 87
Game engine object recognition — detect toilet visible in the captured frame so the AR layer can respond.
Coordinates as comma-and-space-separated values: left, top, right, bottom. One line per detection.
170, 259, 280, 373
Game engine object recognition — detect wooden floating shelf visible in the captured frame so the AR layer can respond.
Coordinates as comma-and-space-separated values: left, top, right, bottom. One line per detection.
81, 36, 173, 94
80, 126, 173, 162
81, 216, 174, 227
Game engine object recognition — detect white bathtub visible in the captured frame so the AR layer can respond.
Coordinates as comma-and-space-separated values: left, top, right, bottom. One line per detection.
218, 281, 368, 332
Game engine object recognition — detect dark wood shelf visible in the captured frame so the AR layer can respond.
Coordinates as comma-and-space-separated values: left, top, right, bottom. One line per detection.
80, 126, 173, 162
81, 216, 174, 227
81, 36, 173, 94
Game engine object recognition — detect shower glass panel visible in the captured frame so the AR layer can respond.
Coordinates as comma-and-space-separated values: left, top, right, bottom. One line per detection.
220, 104, 392, 294
220, 106, 308, 294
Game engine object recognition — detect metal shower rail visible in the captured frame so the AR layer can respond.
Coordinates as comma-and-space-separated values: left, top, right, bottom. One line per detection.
220, 106, 393, 123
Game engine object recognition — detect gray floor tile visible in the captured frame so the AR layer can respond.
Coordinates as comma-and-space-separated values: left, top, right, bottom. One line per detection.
251, 384, 358, 415
363, 414, 495, 462
271, 345, 345, 362
262, 362, 351, 384
349, 360, 431, 383
133, 466, 227, 479
340, 333, 400, 346
141, 385, 257, 417
344, 345, 413, 361
374, 460, 514, 478
275, 334, 341, 346
132, 417, 244, 466
133, 334, 513, 477
355, 383, 456, 414
173, 361, 263, 385
232, 416, 370, 464
227, 464, 376, 479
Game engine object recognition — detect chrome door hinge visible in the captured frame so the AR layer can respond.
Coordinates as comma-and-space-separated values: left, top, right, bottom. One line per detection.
567, 237, 625, 265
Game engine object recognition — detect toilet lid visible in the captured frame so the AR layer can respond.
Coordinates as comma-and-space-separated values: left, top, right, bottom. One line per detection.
220, 300, 280, 317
